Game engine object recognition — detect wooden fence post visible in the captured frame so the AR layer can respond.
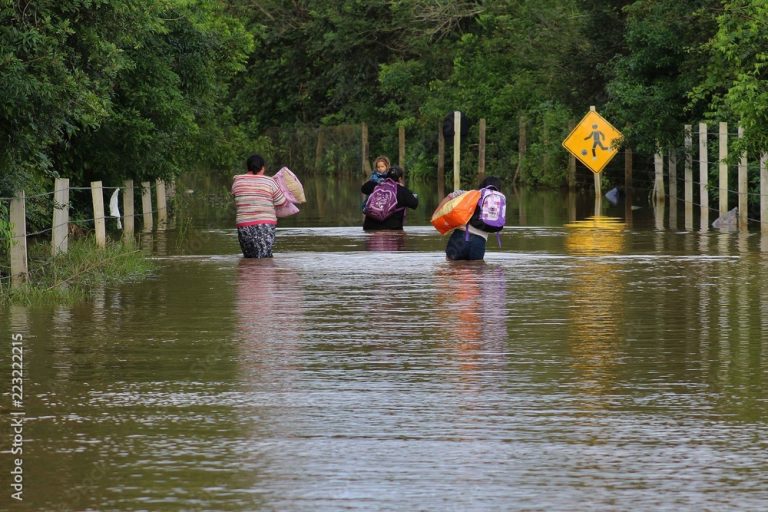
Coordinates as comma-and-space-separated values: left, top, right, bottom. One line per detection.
453, 111, 461, 191
514, 114, 526, 184
141, 181, 153, 232
684, 126, 694, 199
10, 191, 28, 287
594, 172, 601, 201
624, 146, 634, 225
761, 153, 768, 234
719, 122, 728, 219
437, 121, 445, 198
314, 126, 325, 172
51, 177, 70, 255
738, 126, 748, 230
123, 179, 135, 240
669, 150, 677, 229
668, 150, 677, 203
478, 118, 486, 179
684, 125, 693, 231
91, 181, 106, 248
361, 122, 370, 176
653, 151, 665, 201
568, 119, 576, 190
699, 122, 709, 230
156, 179, 167, 230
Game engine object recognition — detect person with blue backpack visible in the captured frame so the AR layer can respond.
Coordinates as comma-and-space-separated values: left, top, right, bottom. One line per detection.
361, 166, 419, 231
445, 176, 506, 261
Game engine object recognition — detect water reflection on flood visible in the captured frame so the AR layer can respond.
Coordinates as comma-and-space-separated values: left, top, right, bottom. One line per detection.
3, 183, 768, 510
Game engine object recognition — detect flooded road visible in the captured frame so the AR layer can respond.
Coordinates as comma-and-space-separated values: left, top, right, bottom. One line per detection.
2, 173, 768, 511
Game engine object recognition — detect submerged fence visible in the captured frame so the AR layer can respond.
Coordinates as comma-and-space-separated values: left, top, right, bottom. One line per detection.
622, 122, 768, 234
1, 179, 174, 288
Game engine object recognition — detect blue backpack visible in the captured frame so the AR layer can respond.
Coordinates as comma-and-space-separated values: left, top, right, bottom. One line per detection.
363, 179, 403, 221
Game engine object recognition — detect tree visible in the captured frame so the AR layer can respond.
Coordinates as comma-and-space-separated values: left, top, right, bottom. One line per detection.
604, 0, 719, 154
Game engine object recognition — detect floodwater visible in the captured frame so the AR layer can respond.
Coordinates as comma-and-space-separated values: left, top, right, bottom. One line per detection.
2, 172, 768, 511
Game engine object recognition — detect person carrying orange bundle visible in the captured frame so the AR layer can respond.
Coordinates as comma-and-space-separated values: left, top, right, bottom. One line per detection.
440, 176, 505, 261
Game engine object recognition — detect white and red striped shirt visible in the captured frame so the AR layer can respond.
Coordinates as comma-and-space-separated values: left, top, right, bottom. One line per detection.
231, 174, 288, 227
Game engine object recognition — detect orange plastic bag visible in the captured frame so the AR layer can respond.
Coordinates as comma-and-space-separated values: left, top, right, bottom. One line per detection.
430, 190, 481, 235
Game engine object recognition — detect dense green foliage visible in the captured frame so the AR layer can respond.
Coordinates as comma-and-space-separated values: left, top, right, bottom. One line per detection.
3, 0, 768, 204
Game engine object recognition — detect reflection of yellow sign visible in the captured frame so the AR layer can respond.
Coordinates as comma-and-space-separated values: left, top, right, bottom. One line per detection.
562, 110, 623, 174
564, 216, 626, 255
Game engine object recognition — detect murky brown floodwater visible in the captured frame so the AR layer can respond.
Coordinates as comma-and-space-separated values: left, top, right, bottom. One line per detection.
2, 172, 768, 511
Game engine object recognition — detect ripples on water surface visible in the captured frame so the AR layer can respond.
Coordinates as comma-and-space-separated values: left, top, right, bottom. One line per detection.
2, 217, 768, 511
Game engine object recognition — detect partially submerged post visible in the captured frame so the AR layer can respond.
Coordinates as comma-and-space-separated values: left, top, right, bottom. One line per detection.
123, 180, 135, 240
669, 149, 677, 229
719, 122, 728, 219
156, 179, 167, 230
761, 153, 768, 234
10, 191, 28, 287
515, 113, 526, 184
653, 151, 665, 201
624, 148, 633, 225
477, 118, 486, 180
737, 126, 748, 231
141, 181, 153, 232
684, 125, 693, 231
361, 122, 369, 176
698, 122, 709, 231
51, 177, 69, 255
437, 121, 445, 198
91, 181, 106, 248
453, 110, 461, 191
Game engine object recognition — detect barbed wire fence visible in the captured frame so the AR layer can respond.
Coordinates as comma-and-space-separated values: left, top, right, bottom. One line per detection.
0, 179, 174, 290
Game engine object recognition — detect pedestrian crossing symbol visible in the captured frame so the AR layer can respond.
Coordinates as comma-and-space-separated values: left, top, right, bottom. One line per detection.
562, 110, 623, 174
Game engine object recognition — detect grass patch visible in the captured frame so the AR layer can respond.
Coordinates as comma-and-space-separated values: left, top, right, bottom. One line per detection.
0, 237, 155, 306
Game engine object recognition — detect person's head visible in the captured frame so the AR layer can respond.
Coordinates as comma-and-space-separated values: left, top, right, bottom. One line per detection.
386, 165, 404, 183
373, 156, 390, 173
479, 176, 502, 192
246, 154, 266, 174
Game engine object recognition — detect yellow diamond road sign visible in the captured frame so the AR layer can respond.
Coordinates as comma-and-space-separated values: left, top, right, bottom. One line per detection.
562, 110, 623, 174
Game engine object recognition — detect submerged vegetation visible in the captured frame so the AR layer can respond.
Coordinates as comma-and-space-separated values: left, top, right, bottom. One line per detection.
0, 238, 154, 306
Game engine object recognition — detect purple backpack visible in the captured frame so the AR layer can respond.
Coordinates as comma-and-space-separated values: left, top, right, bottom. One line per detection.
364, 179, 402, 221
470, 187, 506, 232
467, 186, 506, 247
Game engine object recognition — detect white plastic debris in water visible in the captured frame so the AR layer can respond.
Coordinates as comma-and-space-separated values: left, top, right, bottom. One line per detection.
712, 207, 737, 230
109, 188, 122, 229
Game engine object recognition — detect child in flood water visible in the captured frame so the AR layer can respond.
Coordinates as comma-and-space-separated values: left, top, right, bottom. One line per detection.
361, 166, 419, 231
445, 176, 504, 261
361, 155, 392, 212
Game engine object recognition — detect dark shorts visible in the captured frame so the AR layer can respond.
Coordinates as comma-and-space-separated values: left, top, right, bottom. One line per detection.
237, 224, 277, 258
445, 229, 486, 261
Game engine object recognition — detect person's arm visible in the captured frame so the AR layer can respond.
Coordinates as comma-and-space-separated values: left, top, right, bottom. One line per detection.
397, 186, 419, 209
361, 180, 376, 194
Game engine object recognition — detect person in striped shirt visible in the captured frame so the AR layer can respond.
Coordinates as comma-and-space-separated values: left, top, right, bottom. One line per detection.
231, 154, 289, 258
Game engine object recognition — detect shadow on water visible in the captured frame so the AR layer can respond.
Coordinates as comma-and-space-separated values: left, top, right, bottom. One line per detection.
3, 172, 768, 510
